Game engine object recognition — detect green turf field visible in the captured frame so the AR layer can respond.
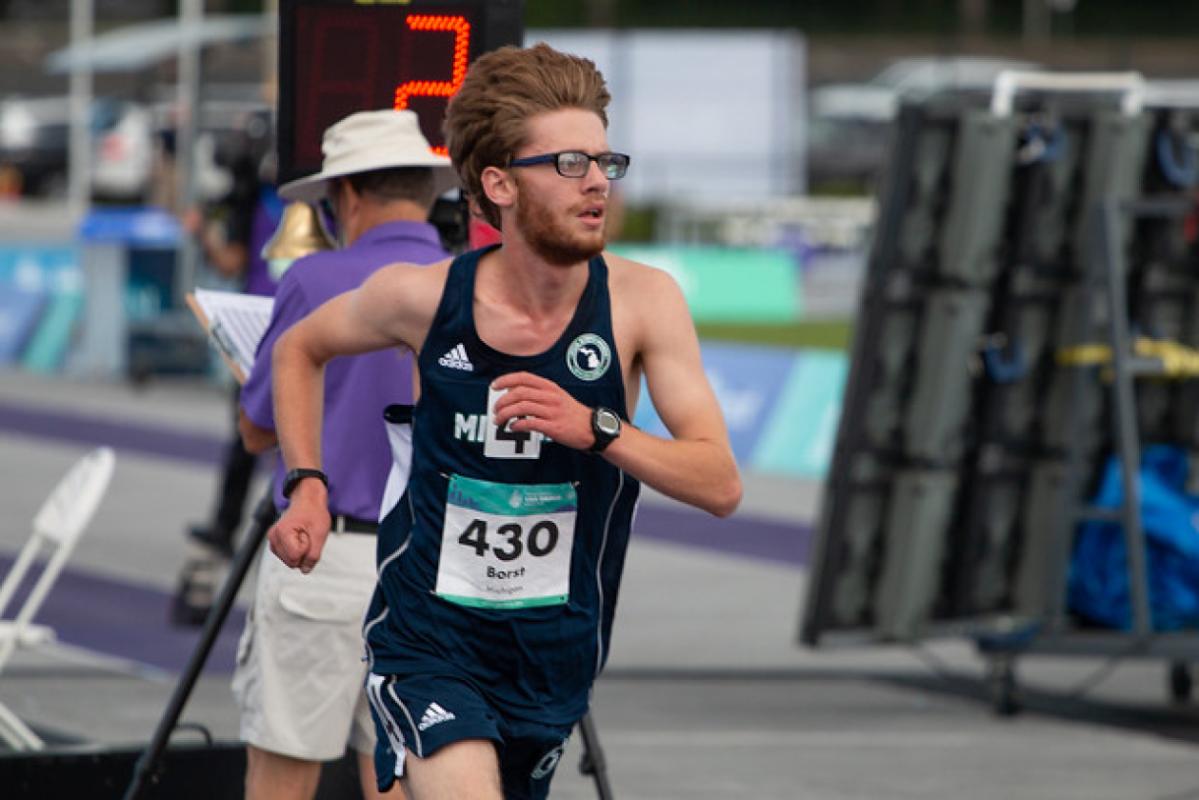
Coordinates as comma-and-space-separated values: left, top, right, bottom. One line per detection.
695, 318, 853, 351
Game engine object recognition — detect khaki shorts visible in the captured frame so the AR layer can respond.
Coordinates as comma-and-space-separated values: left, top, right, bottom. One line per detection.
232, 531, 377, 761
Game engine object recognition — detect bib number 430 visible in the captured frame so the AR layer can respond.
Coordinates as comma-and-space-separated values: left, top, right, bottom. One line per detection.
437, 475, 575, 609
458, 518, 559, 561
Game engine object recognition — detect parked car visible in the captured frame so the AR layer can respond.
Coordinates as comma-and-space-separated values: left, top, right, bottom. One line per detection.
0, 93, 258, 204
91, 99, 155, 202
0, 95, 74, 197
0, 95, 156, 202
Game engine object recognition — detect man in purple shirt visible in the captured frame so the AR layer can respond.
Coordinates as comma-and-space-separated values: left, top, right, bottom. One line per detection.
232, 109, 454, 800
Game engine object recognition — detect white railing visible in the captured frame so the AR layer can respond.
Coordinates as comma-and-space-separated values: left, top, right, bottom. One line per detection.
991, 70, 1145, 117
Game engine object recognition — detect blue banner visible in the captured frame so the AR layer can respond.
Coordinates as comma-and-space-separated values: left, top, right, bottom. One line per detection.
77, 207, 181, 246
633, 342, 846, 478
0, 243, 82, 371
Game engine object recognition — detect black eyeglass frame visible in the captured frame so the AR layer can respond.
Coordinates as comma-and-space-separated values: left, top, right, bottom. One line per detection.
508, 150, 631, 180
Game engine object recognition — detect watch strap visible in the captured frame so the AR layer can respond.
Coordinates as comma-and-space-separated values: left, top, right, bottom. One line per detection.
283, 467, 328, 499
589, 407, 621, 453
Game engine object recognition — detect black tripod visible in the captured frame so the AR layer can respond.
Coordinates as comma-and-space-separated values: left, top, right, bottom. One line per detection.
577, 711, 615, 799
123, 490, 615, 799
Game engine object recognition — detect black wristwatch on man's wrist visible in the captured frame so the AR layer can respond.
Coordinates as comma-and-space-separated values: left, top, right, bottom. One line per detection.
283, 468, 328, 499
589, 407, 622, 453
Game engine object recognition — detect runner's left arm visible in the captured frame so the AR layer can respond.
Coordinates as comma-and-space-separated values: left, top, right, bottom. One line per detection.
493, 267, 741, 517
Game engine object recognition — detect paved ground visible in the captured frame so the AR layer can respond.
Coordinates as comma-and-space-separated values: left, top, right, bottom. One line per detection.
1, 367, 1198, 799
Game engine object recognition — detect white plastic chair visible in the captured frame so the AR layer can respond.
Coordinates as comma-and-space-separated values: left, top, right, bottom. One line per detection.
0, 446, 116, 751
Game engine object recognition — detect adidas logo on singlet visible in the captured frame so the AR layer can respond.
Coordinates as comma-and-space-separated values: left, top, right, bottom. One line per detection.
438, 343, 473, 372
417, 702, 456, 731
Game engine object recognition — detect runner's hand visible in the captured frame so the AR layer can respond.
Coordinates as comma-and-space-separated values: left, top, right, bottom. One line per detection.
268, 484, 331, 573
491, 371, 594, 450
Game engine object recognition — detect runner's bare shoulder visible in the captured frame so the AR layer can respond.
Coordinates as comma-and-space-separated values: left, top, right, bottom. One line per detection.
367, 257, 453, 309
357, 256, 455, 346
602, 249, 686, 308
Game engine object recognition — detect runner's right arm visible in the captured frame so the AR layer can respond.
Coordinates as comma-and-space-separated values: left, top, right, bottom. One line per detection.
268, 260, 447, 571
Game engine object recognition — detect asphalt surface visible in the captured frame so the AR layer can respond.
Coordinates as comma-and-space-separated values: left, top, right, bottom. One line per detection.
1, 368, 1197, 799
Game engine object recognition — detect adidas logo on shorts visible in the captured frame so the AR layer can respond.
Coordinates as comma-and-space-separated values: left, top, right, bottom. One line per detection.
417, 702, 456, 731
438, 343, 473, 372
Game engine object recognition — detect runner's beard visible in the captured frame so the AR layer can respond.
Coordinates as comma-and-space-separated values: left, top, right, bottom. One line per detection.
516, 188, 605, 267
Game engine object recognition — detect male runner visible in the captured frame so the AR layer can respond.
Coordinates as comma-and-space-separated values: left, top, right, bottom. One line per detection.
268, 44, 742, 800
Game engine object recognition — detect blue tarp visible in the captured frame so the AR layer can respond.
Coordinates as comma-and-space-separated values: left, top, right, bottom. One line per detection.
1068, 445, 1199, 631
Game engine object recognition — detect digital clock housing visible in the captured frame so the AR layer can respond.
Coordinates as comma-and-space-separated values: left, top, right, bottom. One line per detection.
277, 0, 524, 184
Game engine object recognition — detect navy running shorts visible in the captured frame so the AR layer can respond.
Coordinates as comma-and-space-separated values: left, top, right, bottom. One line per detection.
366, 672, 573, 800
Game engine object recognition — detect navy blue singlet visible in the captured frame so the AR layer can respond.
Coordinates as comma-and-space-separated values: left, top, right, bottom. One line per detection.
366, 246, 641, 727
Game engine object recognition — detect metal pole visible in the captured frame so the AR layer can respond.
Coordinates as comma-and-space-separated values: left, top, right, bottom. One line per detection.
67, 0, 93, 222
577, 711, 615, 800
123, 491, 275, 800
175, 0, 204, 305
262, 0, 280, 108
1096, 200, 1152, 636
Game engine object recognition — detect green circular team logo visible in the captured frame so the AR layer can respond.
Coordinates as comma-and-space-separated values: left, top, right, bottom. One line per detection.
566, 334, 611, 381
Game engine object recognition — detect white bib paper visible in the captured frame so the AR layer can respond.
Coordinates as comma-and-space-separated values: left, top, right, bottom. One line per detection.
484, 386, 544, 459
435, 475, 576, 609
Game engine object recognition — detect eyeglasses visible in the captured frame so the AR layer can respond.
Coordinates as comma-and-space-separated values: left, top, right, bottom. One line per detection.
316, 196, 339, 240
508, 150, 631, 180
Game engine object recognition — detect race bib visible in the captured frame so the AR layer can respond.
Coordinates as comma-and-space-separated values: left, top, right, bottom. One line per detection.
435, 475, 576, 610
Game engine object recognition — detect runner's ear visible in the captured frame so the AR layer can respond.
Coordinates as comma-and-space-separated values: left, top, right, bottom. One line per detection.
480, 165, 516, 211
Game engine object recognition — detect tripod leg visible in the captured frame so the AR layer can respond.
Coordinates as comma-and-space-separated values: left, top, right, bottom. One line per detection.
122, 490, 276, 800
577, 711, 615, 800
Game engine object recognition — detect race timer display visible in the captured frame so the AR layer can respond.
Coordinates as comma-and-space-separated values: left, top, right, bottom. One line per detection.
278, 0, 524, 184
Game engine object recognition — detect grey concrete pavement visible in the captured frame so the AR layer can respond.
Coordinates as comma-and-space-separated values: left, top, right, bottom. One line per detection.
1, 368, 1198, 799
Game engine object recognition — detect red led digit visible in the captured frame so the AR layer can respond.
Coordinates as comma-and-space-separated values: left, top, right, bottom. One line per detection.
393, 14, 471, 156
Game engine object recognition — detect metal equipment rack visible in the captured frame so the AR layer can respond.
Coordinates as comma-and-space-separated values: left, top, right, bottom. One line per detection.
978, 195, 1199, 714
801, 70, 1199, 715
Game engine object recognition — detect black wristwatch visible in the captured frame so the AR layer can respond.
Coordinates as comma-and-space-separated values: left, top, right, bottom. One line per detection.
589, 407, 622, 453
283, 467, 328, 499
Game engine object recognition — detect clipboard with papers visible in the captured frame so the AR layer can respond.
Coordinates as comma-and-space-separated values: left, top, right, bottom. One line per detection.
185, 288, 274, 384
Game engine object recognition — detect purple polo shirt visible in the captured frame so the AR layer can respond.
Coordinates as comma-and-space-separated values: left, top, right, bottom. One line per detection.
240, 220, 448, 519
243, 187, 284, 296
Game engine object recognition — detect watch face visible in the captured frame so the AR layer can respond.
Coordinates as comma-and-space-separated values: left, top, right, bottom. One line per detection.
596, 409, 621, 435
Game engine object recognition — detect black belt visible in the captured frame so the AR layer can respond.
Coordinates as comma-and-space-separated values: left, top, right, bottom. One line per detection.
330, 514, 378, 534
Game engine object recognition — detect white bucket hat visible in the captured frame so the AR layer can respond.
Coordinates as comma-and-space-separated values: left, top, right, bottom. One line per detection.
278, 109, 458, 203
